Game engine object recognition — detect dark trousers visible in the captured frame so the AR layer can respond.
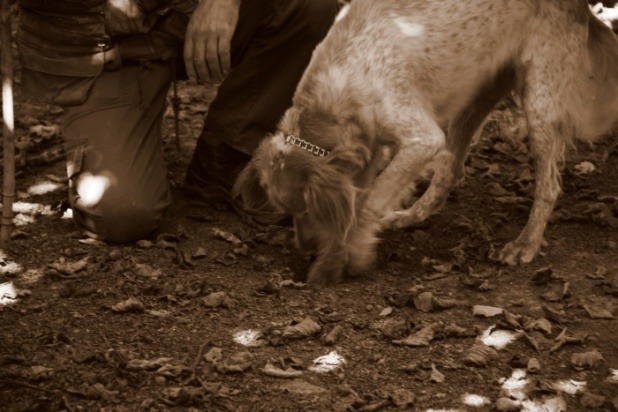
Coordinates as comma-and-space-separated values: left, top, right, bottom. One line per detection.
62, 0, 339, 242
203, 0, 339, 154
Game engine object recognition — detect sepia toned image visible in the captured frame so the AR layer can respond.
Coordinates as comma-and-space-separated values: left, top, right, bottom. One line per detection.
1, 1, 616, 410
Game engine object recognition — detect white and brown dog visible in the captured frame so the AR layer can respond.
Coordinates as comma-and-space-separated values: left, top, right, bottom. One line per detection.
234, 0, 618, 287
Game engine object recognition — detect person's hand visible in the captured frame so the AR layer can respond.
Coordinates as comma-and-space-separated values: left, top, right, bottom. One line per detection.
184, 0, 241, 84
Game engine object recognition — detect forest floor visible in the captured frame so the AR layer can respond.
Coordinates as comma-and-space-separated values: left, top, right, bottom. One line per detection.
1, 5, 617, 412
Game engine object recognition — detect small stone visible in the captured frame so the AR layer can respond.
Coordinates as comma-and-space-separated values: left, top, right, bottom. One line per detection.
527, 357, 541, 374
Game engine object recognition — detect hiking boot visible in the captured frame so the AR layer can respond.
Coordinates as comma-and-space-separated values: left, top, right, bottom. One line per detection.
184, 139, 289, 226
185, 138, 249, 200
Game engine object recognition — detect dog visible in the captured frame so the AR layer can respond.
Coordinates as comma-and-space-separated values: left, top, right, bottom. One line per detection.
234, 0, 618, 287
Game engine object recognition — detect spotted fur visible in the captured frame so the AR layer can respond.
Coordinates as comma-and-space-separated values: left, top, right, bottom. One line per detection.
234, 0, 618, 286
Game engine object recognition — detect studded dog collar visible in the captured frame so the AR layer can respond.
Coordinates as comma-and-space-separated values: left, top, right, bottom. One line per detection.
284, 134, 330, 157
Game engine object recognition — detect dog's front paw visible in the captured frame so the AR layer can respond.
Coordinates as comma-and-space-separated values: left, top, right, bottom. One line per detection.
499, 239, 541, 266
306, 260, 346, 288
379, 211, 425, 230
379, 211, 406, 230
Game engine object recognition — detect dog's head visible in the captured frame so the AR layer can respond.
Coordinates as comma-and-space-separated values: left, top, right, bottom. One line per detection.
233, 129, 372, 285
234, 132, 369, 235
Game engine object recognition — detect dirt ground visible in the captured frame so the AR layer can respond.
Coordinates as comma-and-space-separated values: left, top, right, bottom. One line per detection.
1, 12, 618, 412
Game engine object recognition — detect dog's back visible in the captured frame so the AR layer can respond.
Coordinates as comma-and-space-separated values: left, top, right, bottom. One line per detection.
296, 0, 617, 143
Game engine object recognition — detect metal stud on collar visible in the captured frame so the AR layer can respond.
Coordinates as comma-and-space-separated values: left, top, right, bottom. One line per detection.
284, 134, 330, 157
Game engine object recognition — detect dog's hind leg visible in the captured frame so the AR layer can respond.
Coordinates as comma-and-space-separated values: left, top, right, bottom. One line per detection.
399, 65, 518, 226
499, 22, 585, 265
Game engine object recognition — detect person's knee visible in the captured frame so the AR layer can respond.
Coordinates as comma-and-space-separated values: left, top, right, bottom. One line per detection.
95, 202, 168, 243
71, 181, 171, 244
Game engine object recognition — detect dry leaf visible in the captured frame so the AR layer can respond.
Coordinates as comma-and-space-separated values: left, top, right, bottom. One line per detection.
414, 292, 458, 313
126, 357, 174, 370
464, 340, 498, 367
429, 364, 445, 383
212, 228, 243, 246
282, 317, 321, 339
27, 365, 54, 380
473, 305, 504, 317
571, 350, 604, 370
135, 240, 154, 249
204, 347, 222, 364
216, 351, 253, 373
379, 306, 393, 317
86, 383, 119, 401
134, 263, 164, 278
583, 303, 615, 319
202, 291, 236, 309
392, 323, 440, 347
413, 292, 435, 312
308, 351, 345, 373
444, 322, 475, 338
261, 362, 303, 378
524, 317, 552, 335
49, 258, 88, 276
111, 297, 145, 313
192, 247, 209, 259
541, 282, 570, 302
323, 325, 343, 346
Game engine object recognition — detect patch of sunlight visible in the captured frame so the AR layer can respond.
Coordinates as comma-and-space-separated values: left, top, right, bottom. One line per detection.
76, 172, 112, 207
521, 396, 566, 412
0, 281, 17, 305
501, 369, 529, 400
13, 201, 44, 214
552, 379, 586, 395
308, 351, 345, 373
14, 213, 35, 227
233, 329, 262, 347
0, 260, 23, 275
481, 326, 521, 350
461, 393, 490, 407
3, 78, 15, 131
27, 181, 64, 196
62, 208, 73, 220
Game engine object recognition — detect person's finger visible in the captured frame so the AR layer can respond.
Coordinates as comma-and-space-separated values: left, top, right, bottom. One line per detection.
218, 33, 232, 77
206, 36, 223, 83
183, 35, 197, 82
194, 33, 213, 84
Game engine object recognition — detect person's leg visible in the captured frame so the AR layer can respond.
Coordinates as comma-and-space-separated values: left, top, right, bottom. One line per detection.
186, 0, 340, 198
62, 62, 173, 243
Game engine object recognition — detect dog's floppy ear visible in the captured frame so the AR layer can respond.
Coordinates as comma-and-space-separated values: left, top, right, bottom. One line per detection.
326, 143, 371, 173
232, 138, 285, 221
304, 164, 357, 238
233, 160, 270, 212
